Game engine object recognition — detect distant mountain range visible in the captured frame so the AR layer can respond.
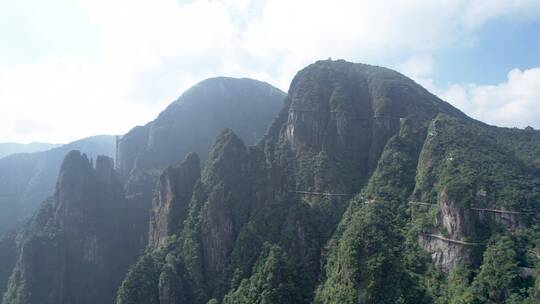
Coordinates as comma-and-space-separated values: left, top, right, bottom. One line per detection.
0, 142, 61, 159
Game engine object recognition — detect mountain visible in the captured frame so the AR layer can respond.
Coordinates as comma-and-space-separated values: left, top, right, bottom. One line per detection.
2, 152, 135, 304
117, 76, 286, 194
3, 60, 540, 304
1, 77, 285, 304
116, 76, 285, 267
0, 135, 115, 234
116, 60, 540, 304
0, 142, 61, 160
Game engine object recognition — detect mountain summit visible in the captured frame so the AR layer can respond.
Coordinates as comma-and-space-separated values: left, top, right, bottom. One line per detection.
117, 76, 285, 193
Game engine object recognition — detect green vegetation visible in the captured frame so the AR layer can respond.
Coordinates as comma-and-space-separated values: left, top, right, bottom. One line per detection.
223, 243, 300, 304
116, 252, 162, 304
415, 115, 540, 212
470, 236, 523, 303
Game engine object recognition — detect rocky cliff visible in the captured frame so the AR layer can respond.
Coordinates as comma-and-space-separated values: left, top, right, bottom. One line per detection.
117, 77, 285, 256
2, 151, 134, 304
0, 135, 116, 234
411, 115, 539, 272
149, 153, 200, 249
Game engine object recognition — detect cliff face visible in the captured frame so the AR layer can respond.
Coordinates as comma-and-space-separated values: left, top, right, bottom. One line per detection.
0, 136, 115, 234
117, 77, 285, 256
411, 115, 539, 272
149, 153, 200, 249
2, 151, 133, 304
273, 60, 461, 195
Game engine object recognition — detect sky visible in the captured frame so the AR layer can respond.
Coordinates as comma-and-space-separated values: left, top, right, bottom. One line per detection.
1, 0, 539, 143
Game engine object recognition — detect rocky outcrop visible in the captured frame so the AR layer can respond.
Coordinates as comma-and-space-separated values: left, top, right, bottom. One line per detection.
117, 77, 285, 266
412, 115, 538, 272
271, 60, 463, 197
2, 151, 131, 304
198, 129, 257, 276
0, 136, 115, 234
149, 153, 200, 248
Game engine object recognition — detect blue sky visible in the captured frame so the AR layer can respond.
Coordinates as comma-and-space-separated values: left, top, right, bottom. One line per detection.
1, 0, 539, 143
434, 18, 540, 85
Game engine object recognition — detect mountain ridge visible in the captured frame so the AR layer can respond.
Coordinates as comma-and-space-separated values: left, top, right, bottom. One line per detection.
0, 142, 62, 160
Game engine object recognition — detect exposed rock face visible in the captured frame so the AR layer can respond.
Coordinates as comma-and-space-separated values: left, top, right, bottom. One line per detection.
411, 115, 539, 273
117, 77, 285, 259
0, 136, 115, 234
270, 60, 463, 197
418, 190, 480, 272
149, 153, 200, 248
2, 151, 132, 304
198, 129, 259, 276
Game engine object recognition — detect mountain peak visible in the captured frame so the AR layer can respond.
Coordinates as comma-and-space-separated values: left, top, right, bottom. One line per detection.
290, 59, 462, 117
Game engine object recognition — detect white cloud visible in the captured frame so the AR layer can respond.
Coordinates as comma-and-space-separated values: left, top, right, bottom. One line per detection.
1, 0, 540, 142
399, 54, 434, 78
399, 56, 540, 129
398, 54, 439, 93
438, 68, 540, 129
